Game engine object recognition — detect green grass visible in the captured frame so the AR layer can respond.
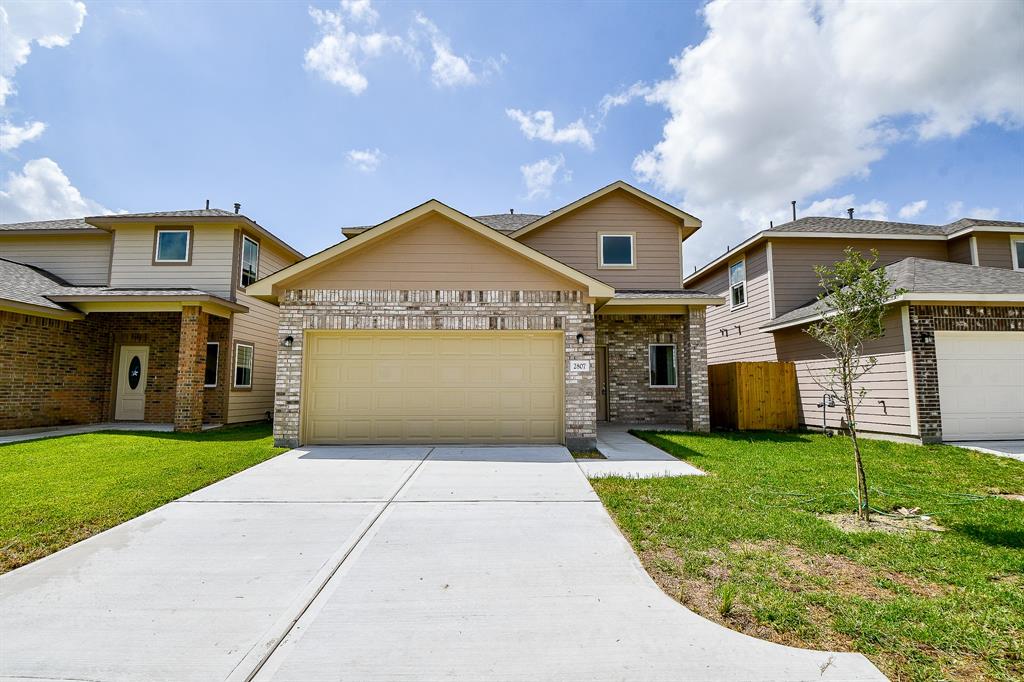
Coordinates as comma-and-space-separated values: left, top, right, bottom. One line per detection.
591, 431, 1024, 682
0, 424, 285, 573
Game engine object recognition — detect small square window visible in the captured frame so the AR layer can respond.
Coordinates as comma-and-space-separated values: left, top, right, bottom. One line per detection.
729, 259, 747, 309
204, 342, 219, 387
649, 344, 677, 387
154, 229, 191, 263
240, 235, 260, 287
234, 343, 254, 389
600, 234, 634, 267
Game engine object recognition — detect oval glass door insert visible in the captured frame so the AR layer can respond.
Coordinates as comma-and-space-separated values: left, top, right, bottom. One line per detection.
128, 356, 142, 390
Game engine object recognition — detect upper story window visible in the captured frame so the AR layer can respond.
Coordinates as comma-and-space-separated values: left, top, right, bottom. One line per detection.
240, 235, 260, 287
599, 233, 635, 268
153, 228, 191, 264
1011, 235, 1024, 271
729, 258, 747, 309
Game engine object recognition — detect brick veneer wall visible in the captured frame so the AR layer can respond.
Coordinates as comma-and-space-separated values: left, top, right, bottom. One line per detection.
908, 304, 1024, 443
104, 312, 182, 424
203, 316, 230, 424
597, 313, 694, 426
0, 311, 111, 429
174, 306, 208, 432
272, 289, 596, 449
687, 307, 711, 432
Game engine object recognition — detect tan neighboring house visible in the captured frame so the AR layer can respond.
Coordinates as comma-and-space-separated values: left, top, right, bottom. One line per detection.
247, 181, 723, 449
686, 216, 1024, 443
0, 209, 303, 432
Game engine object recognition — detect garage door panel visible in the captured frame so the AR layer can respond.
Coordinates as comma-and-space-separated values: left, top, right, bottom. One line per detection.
303, 331, 563, 444
936, 332, 1024, 440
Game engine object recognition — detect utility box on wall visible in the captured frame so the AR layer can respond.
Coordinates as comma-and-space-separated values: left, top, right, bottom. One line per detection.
709, 361, 798, 431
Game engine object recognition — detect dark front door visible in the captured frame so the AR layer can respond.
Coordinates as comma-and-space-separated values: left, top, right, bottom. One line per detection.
596, 346, 609, 421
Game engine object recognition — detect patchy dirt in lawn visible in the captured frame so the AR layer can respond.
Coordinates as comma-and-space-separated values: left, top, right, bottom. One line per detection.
992, 492, 1024, 502
820, 512, 946, 534
571, 450, 606, 459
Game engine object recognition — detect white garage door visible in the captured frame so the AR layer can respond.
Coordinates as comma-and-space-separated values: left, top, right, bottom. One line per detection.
302, 331, 564, 445
935, 331, 1024, 441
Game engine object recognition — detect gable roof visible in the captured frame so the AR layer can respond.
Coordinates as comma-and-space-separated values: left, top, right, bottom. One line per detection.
762, 258, 1024, 331
0, 217, 106, 235
246, 199, 616, 300
685, 215, 1024, 285
0, 258, 81, 317
509, 180, 701, 239
474, 213, 543, 232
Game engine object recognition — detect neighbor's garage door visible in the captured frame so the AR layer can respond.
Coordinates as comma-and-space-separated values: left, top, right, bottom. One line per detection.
302, 331, 563, 444
935, 331, 1024, 440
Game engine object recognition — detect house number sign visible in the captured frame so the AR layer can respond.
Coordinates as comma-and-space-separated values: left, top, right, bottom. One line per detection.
570, 360, 590, 372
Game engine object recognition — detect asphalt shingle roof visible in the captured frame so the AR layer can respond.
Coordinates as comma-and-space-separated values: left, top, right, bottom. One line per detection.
769, 216, 1024, 237
98, 208, 239, 219
765, 258, 1024, 328
473, 214, 543, 232
0, 217, 99, 232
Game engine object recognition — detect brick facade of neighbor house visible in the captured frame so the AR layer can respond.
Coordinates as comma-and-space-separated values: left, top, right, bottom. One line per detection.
272, 289, 596, 449
596, 312, 710, 429
203, 316, 231, 424
174, 306, 208, 432
0, 311, 112, 429
0, 309, 233, 431
908, 304, 1024, 443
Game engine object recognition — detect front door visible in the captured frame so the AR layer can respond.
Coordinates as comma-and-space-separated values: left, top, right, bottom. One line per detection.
115, 346, 149, 421
596, 346, 609, 421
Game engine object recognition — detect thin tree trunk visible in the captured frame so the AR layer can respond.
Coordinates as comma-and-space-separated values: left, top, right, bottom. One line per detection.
843, 360, 870, 522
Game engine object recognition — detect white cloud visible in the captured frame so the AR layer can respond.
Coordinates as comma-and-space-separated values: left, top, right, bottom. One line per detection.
0, 0, 86, 106
947, 201, 1000, 221
631, 0, 1024, 268
945, 201, 964, 220
304, 1, 405, 95
0, 120, 46, 152
969, 207, 1001, 220
599, 81, 651, 116
520, 155, 566, 201
0, 158, 110, 222
346, 147, 383, 172
897, 200, 928, 219
804, 195, 888, 221
505, 109, 595, 150
413, 13, 501, 88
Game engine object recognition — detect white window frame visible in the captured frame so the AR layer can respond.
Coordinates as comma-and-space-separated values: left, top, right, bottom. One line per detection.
154, 228, 191, 263
240, 234, 260, 287
204, 342, 219, 388
729, 257, 747, 310
1011, 234, 1024, 271
233, 342, 254, 389
598, 233, 636, 268
648, 343, 678, 388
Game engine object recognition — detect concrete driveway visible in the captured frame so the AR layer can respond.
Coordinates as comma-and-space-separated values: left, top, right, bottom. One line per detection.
1, 445, 885, 681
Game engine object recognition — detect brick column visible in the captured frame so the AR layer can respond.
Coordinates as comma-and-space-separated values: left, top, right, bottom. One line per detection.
273, 304, 303, 448
174, 306, 208, 432
908, 305, 942, 443
564, 306, 597, 451
687, 307, 710, 432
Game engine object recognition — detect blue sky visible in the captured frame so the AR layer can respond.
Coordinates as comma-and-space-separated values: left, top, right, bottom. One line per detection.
1, 0, 1022, 268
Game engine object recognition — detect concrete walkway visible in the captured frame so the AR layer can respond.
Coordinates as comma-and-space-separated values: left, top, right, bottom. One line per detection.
0, 445, 885, 681
583, 423, 704, 478
0, 422, 220, 444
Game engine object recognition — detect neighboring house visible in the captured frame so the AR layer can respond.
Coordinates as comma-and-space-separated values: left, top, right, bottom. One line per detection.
0, 209, 303, 432
247, 181, 722, 449
686, 217, 1024, 443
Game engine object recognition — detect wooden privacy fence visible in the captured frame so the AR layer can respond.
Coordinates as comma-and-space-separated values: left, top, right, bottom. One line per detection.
709, 361, 798, 431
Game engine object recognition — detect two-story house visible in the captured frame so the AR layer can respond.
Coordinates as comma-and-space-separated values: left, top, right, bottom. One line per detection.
686, 217, 1024, 444
246, 181, 722, 449
0, 208, 303, 432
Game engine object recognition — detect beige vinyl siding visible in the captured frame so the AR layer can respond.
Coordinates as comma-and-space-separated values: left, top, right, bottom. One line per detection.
291, 214, 578, 290
109, 223, 235, 297
775, 311, 912, 436
770, 238, 948, 315
974, 232, 1013, 269
0, 233, 112, 285
691, 244, 777, 364
947, 236, 973, 265
517, 190, 683, 288
226, 236, 299, 424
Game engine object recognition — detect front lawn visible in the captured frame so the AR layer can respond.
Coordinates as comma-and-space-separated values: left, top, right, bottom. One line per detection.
592, 431, 1024, 682
0, 424, 286, 573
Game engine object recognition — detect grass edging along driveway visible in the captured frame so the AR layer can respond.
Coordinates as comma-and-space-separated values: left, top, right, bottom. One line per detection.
0, 424, 285, 573
590, 431, 1024, 682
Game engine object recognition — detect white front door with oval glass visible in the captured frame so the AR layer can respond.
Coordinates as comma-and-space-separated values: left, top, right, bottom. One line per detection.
115, 346, 149, 420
